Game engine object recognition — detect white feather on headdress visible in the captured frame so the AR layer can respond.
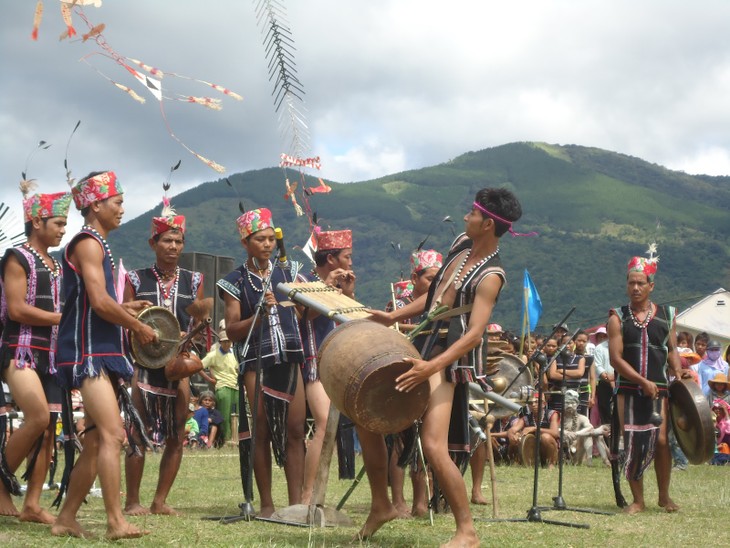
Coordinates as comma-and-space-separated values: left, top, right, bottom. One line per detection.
19, 179, 38, 198
160, 196, 177, 219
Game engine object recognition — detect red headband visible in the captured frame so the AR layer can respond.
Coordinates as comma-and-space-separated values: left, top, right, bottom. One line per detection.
473, 201, 537, 237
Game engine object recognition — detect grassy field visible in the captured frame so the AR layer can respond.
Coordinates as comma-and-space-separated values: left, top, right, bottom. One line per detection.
1, 446, 726, 547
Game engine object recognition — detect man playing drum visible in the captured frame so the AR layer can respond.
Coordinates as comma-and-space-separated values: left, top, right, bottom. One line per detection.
295, 229, 356, 504
608, 249, 684, 514
368, 187, 524, 547
52, 171, 157, 539
123, 196, 204, 516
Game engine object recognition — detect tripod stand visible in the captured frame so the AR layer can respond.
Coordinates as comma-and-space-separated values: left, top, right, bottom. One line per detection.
539, 333, 613, 517
483, 308, 589, 528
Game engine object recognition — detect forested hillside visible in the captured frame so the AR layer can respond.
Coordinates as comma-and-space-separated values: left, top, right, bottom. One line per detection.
108, 142, 730, 332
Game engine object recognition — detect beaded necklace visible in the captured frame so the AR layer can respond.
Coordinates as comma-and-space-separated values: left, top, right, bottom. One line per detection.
82, 225, 115, 271
628, 302, 653, 329
22, 242, 61, 279
245, 259, 271, 293
152, 264, 180, 308
453, 247, 500, 290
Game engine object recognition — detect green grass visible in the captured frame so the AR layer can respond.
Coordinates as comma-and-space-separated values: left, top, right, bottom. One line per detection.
1, 447, 726, 546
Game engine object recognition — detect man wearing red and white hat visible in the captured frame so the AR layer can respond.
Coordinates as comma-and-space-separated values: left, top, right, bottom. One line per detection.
0, 185, 70, 522
123, 196, 204, 516
53, 171, 157, 540
296, 228, 357, 504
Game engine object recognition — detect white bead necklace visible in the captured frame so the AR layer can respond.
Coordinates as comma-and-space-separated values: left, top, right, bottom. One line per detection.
245, 259, 271, 293
82, 225, 115, 271
23, 242, 61, 279
628, 302, 653, 330
453, 247, 500, 290
152, 264, 180, 308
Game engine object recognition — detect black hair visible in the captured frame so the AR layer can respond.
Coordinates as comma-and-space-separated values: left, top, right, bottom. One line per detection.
24, 218, 49, 237
314, 248, 344, 267
695, 332, 710, 345
474, 187, 523, 238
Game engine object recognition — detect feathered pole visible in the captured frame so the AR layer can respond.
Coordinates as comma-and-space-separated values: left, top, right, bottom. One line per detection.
254, 0, 321, 221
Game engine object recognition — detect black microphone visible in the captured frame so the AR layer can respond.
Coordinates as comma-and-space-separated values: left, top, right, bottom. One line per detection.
274, 228, 287, 263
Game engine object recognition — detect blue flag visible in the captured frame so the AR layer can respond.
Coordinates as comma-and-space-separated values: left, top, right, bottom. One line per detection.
523, 269, 543, 332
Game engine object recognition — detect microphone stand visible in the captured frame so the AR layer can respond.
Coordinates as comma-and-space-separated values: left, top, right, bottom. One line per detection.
483, 308, 589, 529
203, 248, 282, 524
539, 332, 613, 517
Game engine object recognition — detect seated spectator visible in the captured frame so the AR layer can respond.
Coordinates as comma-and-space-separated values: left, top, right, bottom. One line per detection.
562, 390, 610, 466
708, 373, 730, 406
193, 391, 224, 448
184, 403, 199, 448
507, 395, 560, 468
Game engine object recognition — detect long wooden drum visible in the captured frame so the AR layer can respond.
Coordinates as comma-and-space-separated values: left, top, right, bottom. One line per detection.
318, 319, 429, 435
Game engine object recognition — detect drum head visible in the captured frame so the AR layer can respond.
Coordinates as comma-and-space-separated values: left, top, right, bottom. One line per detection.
669, 379, 714, 464
519, 432, 536, 466
131, 306, 180, 369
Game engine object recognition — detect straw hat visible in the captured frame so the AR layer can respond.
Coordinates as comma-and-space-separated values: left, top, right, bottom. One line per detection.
708, 373, 729, 389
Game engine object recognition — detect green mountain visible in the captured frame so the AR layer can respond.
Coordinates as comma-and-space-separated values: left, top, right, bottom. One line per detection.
108, 142, 730, 334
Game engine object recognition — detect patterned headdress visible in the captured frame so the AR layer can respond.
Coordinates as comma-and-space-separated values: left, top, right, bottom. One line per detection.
237, 208, 273, 238
21, 187, 72, 223
151, 196, 186, 237
411, 249, 443, 276
316, 230, 352, 251
71, 171, 124, 210
627, 243, 659, 281
393, 280, 413, 300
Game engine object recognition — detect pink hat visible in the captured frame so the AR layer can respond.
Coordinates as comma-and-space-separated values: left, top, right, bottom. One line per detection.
22, 191, 72, 222
487, 323, 503, 333
151, 196, 186, 237
595, 327, 607, 335
411, 249, 443, 275
72, 171, 124, 210
317, 230, 352, 251
236, 208, 273, 238
627, 256, 658, 281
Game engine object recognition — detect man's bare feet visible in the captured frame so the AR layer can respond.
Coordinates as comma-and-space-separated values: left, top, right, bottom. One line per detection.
441, 530, 480, 547
659, 498, 679, 513
355, 505, 400, 541
0, 492, 19, 517
106, 522, 150, 541
624, 502, 645, 515
124, 502, 151, 516
394, 500, 411, 518
412, 504, 428, 517
19, 507, 56, 524
150, 502, 180, 516
258, 505, 275, 519
51, 517, 94, 539
470, 492, 490, 505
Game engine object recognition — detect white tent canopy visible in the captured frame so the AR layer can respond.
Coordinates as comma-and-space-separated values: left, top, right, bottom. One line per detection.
675, 288, 730, 348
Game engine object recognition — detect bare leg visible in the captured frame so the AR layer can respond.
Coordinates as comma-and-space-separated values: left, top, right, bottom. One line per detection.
617, 394, 645, 515
301, 380, 329, 505
389, 438, 411, 516
282, 367, 305, 505
421, 371, 478, 548
411, 467, 429, 517
469, 444, 489, 504
355, 426, 399, 540
0, 484, 19, 517
52, 375, 148, 540
4, 365, 54, 523
124, 373, 149, 516
151, 379, 190, 515
244, 371, 275, 517
655, 399, 678, 512
540, 433, 558, 469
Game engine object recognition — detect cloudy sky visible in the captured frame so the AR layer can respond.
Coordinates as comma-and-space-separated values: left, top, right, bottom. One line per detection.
2, 0, 730, 237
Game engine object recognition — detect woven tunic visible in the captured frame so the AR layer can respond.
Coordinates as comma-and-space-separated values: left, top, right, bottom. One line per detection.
56, 229, 133, 388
